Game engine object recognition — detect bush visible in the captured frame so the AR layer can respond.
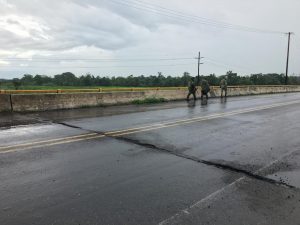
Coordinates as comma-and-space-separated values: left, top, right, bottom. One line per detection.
131, 97, 167, 104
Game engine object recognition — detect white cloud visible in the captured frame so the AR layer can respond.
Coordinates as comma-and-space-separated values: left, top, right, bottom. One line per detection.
0, 15, 51, 40
0, 60, 10, 65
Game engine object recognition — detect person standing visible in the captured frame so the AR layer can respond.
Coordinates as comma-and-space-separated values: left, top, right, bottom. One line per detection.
201, 79, 210, 100
220, 77, 228, 98
186, 77, 197, 101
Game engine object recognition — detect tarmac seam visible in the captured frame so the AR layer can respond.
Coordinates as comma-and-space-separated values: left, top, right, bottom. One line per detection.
2, 99, 300, 153
56, 122, 85, 129
113, 136, 295, 189
18, 102, 298, 190
48, 121, 295, 190
157, 148, 300, 225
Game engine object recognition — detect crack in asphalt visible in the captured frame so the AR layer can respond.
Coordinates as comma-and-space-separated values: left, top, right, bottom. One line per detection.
114, 136, 295, 189
56, 122, 86, 130
56, 121, 296, 190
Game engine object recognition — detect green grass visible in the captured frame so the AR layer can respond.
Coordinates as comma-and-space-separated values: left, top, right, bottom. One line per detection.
0, 85, 135, 90
131, 97, 167, 105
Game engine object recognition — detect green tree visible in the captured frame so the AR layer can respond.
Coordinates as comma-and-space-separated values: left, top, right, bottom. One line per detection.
54, 72, 78, 86
12, 78, 22, 90
33, 75, 51, 85
226, 71, 239, 85
21, 74, 34, 85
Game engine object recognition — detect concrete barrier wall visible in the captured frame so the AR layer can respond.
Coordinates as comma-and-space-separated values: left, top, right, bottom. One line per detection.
144, 89, 187, 100
11, 91, 147, 112
211, 85, 300, 97
3, 85, 300, 112
0, 94, 12, 112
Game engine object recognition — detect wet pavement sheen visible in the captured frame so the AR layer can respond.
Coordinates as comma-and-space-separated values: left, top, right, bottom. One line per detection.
1, 93, 300, 225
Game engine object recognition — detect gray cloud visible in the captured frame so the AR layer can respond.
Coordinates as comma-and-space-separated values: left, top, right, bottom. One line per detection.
0, 1, 152, 52
0, 0, 299, 78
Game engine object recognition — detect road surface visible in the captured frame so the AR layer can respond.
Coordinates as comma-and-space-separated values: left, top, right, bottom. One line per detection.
1, 93, 300, 225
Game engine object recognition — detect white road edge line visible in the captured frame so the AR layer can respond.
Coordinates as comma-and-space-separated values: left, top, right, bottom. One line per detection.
157, 148, 300, 225
106, 100, 300, 135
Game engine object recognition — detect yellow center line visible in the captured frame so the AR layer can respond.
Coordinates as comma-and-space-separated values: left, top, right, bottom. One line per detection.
1, 100, 299, 154
0, 132, 99, 151
0, 134, 105, 154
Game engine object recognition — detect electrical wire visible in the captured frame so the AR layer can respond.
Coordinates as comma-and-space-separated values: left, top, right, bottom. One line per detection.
107, 0, 286, 34
0, 63, 195, 69
0, 57, 195, 62
205, 57, 252, 72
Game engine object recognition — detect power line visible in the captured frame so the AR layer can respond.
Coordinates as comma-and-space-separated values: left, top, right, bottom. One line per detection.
107, 0, 286, 34
0, 63, 195, 69
128, 0, 285, 33
0, 57, 195, 62
205, 57, 252, 72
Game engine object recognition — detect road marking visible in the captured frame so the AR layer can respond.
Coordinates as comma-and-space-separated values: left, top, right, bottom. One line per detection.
108, 100, 300, 136
0, 132, 99, 150
1, 99, 300, 154
158, 177, 244, 225
0, 134, 105, 154
157, 148, 299, 225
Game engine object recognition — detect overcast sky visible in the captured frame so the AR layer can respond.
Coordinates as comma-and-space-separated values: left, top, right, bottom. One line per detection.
0, 0, 299, 79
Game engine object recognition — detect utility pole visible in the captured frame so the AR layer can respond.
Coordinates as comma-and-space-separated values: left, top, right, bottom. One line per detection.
195, 51, 204, 85
285, 32, 293, 85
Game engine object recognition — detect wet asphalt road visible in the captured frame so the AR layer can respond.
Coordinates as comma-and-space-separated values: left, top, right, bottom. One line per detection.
1, 93, 300, 225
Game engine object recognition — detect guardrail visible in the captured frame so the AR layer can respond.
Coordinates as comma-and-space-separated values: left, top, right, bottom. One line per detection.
0, 85, 299, 94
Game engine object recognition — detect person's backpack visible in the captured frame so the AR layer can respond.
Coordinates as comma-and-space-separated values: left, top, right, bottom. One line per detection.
191, 83, 195, 90
189, 82, 195, 92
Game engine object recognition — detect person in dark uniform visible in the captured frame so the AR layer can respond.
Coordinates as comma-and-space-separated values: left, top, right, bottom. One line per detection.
201, 79, 210, 100
186, 77, 197, 101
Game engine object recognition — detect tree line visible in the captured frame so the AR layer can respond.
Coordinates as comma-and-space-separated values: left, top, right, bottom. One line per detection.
1, 71, 300, 89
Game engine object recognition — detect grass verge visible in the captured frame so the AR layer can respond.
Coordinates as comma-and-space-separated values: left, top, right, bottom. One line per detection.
131, 97, 167, 105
